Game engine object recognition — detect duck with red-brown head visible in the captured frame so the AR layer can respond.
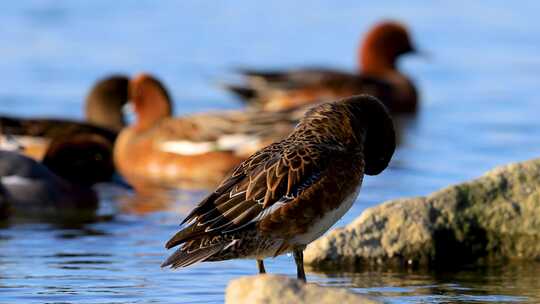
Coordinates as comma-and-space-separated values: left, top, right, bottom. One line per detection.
114, 73, 247, 190
129, 73, 174, 132
359, 21, 418, 112
224, 20, 420, 113
117, 73, 386, 192
360, 21, 416, 75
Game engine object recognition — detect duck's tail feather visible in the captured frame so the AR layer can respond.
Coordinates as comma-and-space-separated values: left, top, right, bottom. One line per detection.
161, 242, 225, 269
222, 84, 259, 103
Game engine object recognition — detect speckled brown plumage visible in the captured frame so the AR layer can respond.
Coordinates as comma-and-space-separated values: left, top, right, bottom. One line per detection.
225, 21, 419, 113
163, 95, 396, 281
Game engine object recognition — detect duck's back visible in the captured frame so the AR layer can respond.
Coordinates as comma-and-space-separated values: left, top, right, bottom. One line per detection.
0, 151, 98, 215
226, 68, 396, 112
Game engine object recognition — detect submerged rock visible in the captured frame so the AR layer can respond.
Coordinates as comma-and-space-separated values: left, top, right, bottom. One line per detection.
305, 158, 540, 269
225, 274, 381, 304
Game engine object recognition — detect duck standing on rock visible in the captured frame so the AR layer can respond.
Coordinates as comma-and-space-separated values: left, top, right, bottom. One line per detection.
162, 95, 396, 281
225, 20, 420, 113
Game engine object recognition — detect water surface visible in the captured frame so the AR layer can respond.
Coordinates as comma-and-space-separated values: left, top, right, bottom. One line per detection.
1, 1, 540, 303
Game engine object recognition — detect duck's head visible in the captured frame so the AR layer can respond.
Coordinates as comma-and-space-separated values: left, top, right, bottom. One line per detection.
344, 95, 395, 175
129, 73, 173, 132
85, 75, 130, 131
42, 134, 115, 186
359, 21, 417, 75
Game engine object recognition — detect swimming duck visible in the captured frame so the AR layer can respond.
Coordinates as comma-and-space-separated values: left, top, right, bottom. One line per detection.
114, 73, 310, 190
162, 95, 396, 281
0, 133, 114, 218
0, 75, 128, 160
225, 20, 419, 113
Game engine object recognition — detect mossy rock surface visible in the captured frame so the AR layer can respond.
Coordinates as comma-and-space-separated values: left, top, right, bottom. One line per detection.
305, 158, 540, 269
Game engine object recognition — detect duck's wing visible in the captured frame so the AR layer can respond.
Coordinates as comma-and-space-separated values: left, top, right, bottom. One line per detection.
153, 110, 299, 156
162, 139, 345, 267
226, 68, 395, 111
0, 116, 117, 142
223, 67, 353, 104
237, 67, 355, 87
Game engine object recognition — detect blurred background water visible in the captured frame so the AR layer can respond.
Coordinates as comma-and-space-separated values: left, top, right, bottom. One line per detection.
1, 1, 540, 303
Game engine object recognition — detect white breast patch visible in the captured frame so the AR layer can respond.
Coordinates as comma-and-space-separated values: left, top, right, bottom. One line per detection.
291, 184, 362, 246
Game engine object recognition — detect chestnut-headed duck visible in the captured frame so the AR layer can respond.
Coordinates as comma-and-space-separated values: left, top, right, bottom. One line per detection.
225, 20, 420, 113
0, 133, 114, 218
162, 95, 396, 281
114, 74, 309, 190
0, 75, 128, 160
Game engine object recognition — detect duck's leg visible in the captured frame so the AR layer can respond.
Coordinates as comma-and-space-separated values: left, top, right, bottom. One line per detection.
293, 248, 306, 282
257, 259, 266, 274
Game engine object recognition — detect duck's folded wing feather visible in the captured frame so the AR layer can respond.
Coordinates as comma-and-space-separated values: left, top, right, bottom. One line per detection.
234, 68, 394, 104
237, 67, 354, 87
0, 116, 117, 141
165, 140, 343, 250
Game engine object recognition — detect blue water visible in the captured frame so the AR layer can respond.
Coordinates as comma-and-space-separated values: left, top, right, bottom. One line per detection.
1, 1, 540, 303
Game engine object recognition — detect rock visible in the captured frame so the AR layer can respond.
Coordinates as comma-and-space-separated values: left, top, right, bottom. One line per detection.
225, 274, 381, 304
305, 158, 540, 269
